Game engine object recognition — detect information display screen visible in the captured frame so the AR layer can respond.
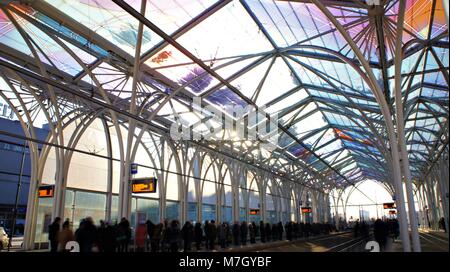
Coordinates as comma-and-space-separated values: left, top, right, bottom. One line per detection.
38, 185, 55, 198
249, 209, 260, 215
301, 207, 312, 213
132, 177, 157, 193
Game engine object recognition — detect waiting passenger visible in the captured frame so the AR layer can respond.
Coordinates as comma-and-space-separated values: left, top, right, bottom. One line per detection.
168, 220, 180, 252
278, 222, 284, 240
207, 220, 217, 250
259, 221, 266, 243
118, 218, 131, 252
249, 223, 256, 244
181, 221, 194, 252
146, 220, 155, 251
265, 223, 272, 242
57, 220, 73, 252
218, 222, 227, 249
102, 222, 117, 253
240, 221, 248, 246
48, 217, 61, 253
194, 222, 203, 250
135, 221, 148, 252
232, 222, 240, 246
151, 223, 163, 252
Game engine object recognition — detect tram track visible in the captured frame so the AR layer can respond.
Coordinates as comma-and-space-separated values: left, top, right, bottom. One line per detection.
418, 231, 449, 252
253, 231, 371, 252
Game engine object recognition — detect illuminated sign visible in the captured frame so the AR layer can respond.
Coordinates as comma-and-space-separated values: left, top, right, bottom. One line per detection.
38, 185, 55, 198
383, 203, 396, 209
249, 209, 260, 215
301, 207, 312, 213
389, 210, 397, 215
132, 177, 157, 194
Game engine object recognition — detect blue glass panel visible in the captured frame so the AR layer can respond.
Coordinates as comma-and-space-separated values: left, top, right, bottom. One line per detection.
166, 200, 179, 221
202, 203, 216, 222
187, 202, 197, 223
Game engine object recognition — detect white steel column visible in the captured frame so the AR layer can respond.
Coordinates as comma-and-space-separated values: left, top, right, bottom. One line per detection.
310, 0, 412, 251
439, 160, 449, 233
443, 0, 449, 29
119, 0, 147, 220
393, 0, 421, 252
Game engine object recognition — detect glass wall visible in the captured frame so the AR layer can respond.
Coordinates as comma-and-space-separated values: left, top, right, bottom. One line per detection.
111, 195, 119, 223
34, 197, 52, 244
239, 207, 247, 222
221, 206, 232, 223
187, 202, 197, 223
64, 190, 74, 223
137, 198, 159, 223
202, 203, 216, 222
73, 191, 106, 228
267, 210, 277, 224
166, 200, 179, 221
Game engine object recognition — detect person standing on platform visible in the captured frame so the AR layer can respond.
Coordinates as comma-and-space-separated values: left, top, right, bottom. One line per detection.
194, 222, 203, 250
48, 217, 61, 253
57, 220, 73, 252
259, 221, 266, 243
240, 221, 248, 246
135, 221, 148, 252
232, 222, 240, 246
181, 221, 194, 252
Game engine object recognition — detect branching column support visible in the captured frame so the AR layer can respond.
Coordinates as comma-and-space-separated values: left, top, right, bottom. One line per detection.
394, 0, 421, 252
119, 0, 147, 220
311, 0, 413, 251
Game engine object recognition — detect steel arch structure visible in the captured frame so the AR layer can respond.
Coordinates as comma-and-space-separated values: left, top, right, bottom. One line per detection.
0, 0, 448, 252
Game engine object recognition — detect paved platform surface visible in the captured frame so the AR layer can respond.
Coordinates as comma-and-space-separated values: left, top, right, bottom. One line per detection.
384, 230, 448, 252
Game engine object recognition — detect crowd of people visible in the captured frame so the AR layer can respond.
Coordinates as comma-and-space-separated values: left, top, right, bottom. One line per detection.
48, 217, 336, 253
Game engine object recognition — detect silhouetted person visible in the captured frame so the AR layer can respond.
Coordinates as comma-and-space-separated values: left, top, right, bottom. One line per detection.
439, 217, 446, 233
259, 221, 266, 243
278, 222, 284, 240
374, 219, 388, 250
240, 221, 248, 245
286, 222, 293, 241
146, 220, 155, 251
48, 217, 61, 253
78, 217, 98, 252
265, 223, 272, 242
168, 220, 180, 252
102, 222, 117, 252
135, 222, 148, 252
118, 217, 131, 252
249, 223, 256, 244
151, 223, 163, 252
57, 220, 73, 252
218, 222, 227, 249
207, 220, 217, 250
354, 220, 360, 237
181, 221, 194, 252
194, 222, 203, 250
232, 222, 240, 246
203, 221, 210, 250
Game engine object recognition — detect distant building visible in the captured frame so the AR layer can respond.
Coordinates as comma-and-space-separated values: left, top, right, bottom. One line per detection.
0, 117, 49, 235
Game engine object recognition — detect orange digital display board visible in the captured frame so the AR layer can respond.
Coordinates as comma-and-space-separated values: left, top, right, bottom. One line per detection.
38, 185, 55, 198
389, 210, 397, 215
249, 209, 260, 215
301, 207, 312, 213
132, 178, 157, 194
383, 203, 396, 209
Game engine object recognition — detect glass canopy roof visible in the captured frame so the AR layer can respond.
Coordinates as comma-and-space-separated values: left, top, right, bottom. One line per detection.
0, 0, 448, 190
